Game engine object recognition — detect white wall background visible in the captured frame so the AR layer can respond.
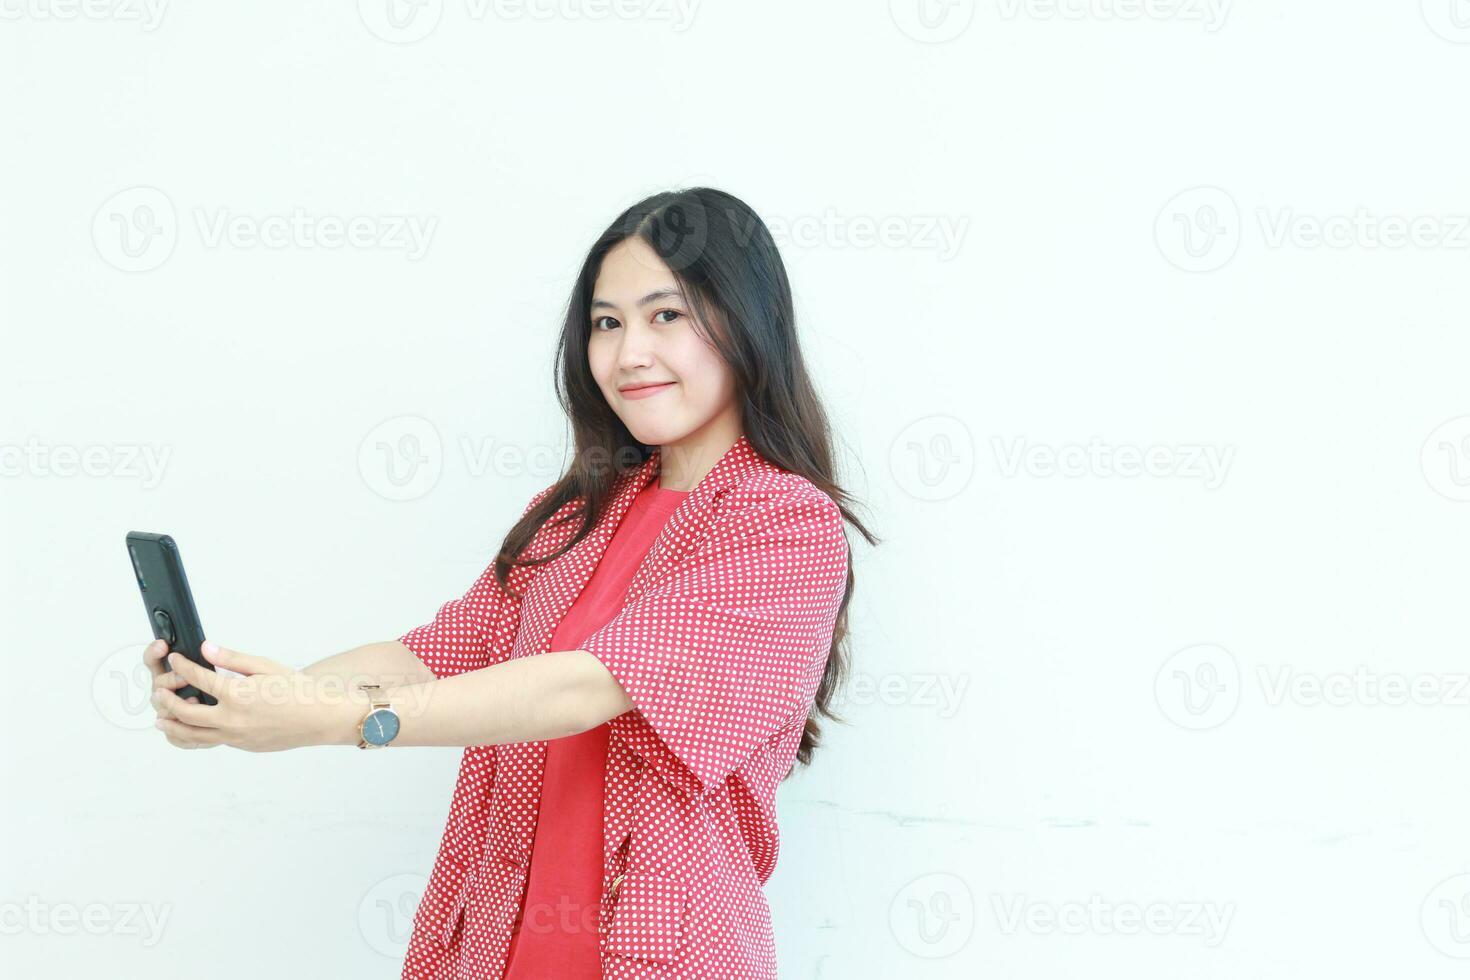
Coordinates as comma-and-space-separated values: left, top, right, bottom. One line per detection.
4, 2, 1469, 977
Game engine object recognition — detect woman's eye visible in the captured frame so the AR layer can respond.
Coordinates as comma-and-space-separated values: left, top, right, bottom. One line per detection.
593, 316, 619, 331
654, 309, 683, 324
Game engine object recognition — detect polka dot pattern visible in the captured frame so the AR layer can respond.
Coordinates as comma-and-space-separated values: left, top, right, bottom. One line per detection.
397, 434, 850, 980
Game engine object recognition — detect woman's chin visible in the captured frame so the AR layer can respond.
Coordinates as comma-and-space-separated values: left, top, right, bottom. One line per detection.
622, 418, 689, 448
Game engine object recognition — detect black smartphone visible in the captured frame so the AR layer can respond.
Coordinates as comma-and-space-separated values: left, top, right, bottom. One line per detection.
126, 531, 218, 706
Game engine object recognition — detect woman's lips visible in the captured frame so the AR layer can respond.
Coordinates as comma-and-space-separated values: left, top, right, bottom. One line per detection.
621, 382, 676, 400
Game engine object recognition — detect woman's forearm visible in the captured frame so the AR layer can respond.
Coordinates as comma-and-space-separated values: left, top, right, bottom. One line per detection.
300, 640, 436, 687
323, 649, 634, 748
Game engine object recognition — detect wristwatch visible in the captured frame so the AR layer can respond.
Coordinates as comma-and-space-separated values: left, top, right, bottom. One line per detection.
356, 684, 401, 749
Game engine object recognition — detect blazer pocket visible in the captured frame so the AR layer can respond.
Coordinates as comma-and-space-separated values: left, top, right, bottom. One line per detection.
459, 853, 527, 949
603, 872, 690, 963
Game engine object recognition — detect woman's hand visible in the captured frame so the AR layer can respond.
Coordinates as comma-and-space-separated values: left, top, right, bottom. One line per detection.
145, 638, 203, 725
152, 641, 346, 752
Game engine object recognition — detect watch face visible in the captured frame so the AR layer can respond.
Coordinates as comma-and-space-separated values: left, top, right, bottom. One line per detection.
363, 708, 400, 746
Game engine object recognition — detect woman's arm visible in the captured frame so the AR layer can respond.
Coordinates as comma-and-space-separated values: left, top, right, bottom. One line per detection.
301, 640, 436, 687
322, 648, 634, 748
154, 641, 632, 751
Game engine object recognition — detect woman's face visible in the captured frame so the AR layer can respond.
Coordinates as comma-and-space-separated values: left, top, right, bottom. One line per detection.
587, 237, 740, 453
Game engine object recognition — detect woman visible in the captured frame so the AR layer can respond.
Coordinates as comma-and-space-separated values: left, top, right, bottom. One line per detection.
146, 187, 877, 979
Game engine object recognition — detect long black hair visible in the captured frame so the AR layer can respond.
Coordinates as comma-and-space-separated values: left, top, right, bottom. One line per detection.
493, 187, 879, 771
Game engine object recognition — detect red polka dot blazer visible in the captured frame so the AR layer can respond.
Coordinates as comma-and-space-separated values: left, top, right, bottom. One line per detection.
397, 433, 851, 980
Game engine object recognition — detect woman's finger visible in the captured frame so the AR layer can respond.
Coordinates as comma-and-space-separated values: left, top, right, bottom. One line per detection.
151, 666, 194, 720
152, 687, 217, 728
168, 652, 224, 702
199, 641, 292, 678
153, 668, 190, 693
156, 716, 221, 750
143, 638, 171, 678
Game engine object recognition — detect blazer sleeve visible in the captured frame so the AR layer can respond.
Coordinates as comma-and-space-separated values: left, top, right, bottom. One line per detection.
580, 486, 849, 798
398, 485, 553, 680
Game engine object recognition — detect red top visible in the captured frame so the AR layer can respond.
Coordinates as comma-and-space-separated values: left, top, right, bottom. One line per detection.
500, 478, 689, 979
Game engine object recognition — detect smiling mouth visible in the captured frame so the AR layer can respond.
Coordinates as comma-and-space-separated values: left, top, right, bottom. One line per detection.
620, 382, 677, 400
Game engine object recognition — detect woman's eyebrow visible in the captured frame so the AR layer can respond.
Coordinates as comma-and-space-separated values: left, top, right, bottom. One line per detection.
590, 287, 683, 312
